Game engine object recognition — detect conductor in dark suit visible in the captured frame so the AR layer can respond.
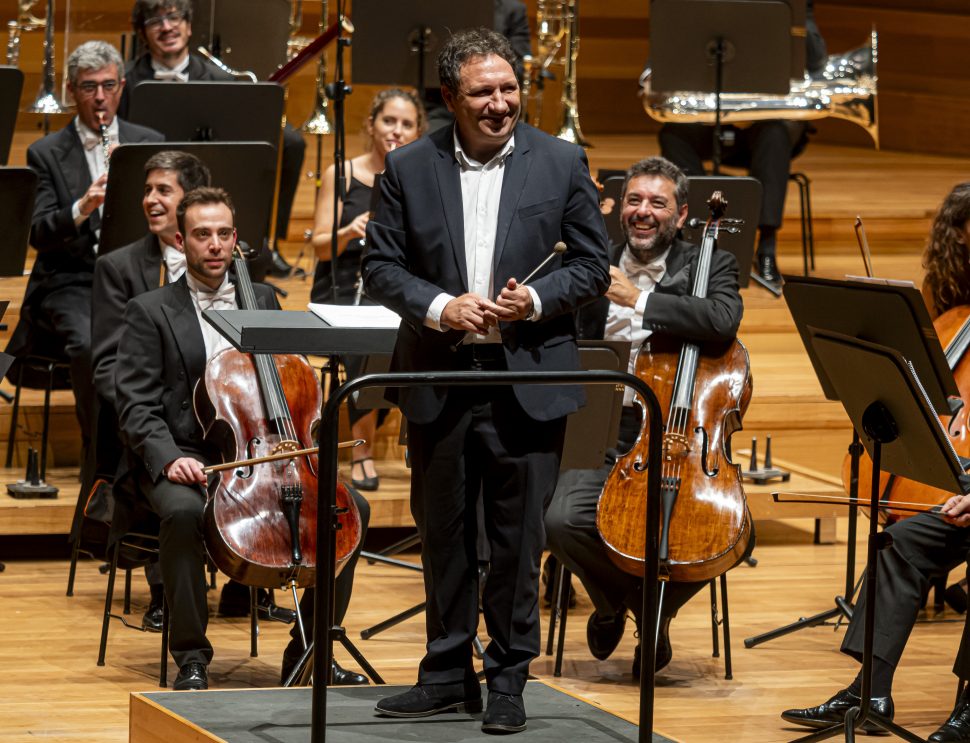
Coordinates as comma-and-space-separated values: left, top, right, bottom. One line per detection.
545, 156, 745, 679
7, 40, 161, 492
120, 0, 305, 271
115, 187, 279, 690
362, 28, 610, 733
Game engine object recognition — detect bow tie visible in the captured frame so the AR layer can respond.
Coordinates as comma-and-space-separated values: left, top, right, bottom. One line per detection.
194, 283, 236, 311
162, 247, 186, 282
624, 257, 666, 284
80, 131, 102, 151
154, 68, 188, 82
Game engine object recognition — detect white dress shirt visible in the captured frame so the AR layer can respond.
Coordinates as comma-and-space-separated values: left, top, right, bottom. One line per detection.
605, 245, 670, 405
425, 131, 541, 343
151, 54, 191, 82
186, 272, 237, 360
71, 116, 119, 244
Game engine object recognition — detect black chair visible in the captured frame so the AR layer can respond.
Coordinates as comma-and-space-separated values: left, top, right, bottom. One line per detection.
545, 561, 735, 680
790, 171, 815, 275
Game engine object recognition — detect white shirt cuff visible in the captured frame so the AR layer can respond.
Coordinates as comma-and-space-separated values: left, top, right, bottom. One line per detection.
425, 292, 455, 331
634, 289, 649, 316
526, 286, 542, 321
72, 199, 85, 226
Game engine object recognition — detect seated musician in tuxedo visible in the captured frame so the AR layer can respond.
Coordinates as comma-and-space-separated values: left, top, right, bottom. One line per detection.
782, 183, 970, 742
544, 156, 746, 678
120, 0, 304, 276
89, 150, 210, 632
7, 40, 162, 507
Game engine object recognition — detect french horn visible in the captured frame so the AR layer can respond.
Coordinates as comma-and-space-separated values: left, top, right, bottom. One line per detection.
640, 30, 879, 148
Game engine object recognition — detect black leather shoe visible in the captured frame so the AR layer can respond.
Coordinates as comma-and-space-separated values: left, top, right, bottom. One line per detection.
173, 662, 208, 691
141, 603, 164, 633
351, 457, 379, 491
757, 253, 782, 284
587, 609, 626, 660
632, 615, 672, 680
256, 589, 297, 624
482, 691, 527, 734
930, 690, 970, 742
781, 688, 893, 733
269, 250, 293, 278
375, 682, 482, 718
218, 580, 251, 617
332, 660, 368, 686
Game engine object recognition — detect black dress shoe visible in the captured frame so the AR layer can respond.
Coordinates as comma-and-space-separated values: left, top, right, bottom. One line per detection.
587, 609, 626, 660
375, 682, 482, 718
256, 589, 297, 624
269, 250, 293, 278
219, 582, 296, 624
781, 688, 893, 733
930, 689, 970, 742
350, 457, 379, 491
633, 614, 673, 679
757, 253, 782, 284
141, 603, 164, 633
482, 691, 527, 734
332, 660, 369, 686
173, 662, 208, 691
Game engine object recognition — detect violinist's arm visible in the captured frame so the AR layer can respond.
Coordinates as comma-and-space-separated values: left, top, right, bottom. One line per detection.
309, 162, 368, 262
940, 494, 970, 527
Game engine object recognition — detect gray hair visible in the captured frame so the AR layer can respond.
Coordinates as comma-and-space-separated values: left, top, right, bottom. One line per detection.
622, 156, 689, 210
437, 28, 517, 96
67, 41, 124, 87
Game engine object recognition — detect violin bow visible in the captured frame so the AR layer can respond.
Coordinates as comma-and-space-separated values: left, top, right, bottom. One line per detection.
772, 491, 942, 515
203, 439, 364, 474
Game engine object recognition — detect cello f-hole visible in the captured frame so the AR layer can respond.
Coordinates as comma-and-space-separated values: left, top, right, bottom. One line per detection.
697, 426, 719, 477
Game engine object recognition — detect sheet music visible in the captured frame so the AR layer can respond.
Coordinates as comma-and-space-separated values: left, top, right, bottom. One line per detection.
308, 303, 401, 329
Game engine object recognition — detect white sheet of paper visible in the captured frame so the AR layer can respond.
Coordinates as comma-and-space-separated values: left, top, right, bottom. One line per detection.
308, 303, 401, 329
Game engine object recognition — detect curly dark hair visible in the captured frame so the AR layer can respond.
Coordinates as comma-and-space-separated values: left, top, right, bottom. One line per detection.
922, 182, 970, 318
437, 28, 516, 95
131, 0, 192, 34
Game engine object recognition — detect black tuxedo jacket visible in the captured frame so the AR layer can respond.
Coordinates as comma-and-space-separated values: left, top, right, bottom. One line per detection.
362, 122, 610, 424
580, 239, 743, 345
115, 275, 279, 483
24, 119, 163, 303
118, 52, 234, 119
92, 233, 164, 409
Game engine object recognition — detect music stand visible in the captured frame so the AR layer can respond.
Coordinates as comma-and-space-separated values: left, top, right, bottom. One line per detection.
745, 276, 959, 649
650, 0, 792, 174
192, 0, 290, 80
98, 142, 277, 253
791, 328, 969, 742
0, 67, 24, 166
352, 0, 493, 90
0, 168, 37, 277
127, 82, 284, 144
682, 176, 761, 288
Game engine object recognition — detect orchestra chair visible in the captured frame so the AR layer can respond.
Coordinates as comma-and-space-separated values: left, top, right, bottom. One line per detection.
544, 560, 735, 680
789, 171, 816, 275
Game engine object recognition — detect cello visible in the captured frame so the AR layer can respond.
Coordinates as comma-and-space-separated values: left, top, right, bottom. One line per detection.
195, 246, 361, 590
597, 192, 753, 583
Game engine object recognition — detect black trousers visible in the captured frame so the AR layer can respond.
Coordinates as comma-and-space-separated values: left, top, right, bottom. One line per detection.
545, 407, 708, 625
407, 384, 567, 695
277, 124, 306, 240
141, 473, 212, 668
659, 121, 809, 244
841, 510, 970, 680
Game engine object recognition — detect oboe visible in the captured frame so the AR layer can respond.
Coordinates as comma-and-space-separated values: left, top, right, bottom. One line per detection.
97, 112, 110, 172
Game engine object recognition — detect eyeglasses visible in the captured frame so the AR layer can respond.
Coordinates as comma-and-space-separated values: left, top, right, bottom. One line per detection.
75, 80, 120, 96
144, 10, 187, 29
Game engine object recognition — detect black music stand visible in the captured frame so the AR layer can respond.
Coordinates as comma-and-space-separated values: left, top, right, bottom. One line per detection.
0, 67, 24, 166
650, 0, 792, 174
352, 0, 493, 90
745, 276, 959, 648
192, 0, 290, 80
98, 142, 277, 254
0, 168, 37, 277
683, 176, 760, 288
789, 328, 969, 742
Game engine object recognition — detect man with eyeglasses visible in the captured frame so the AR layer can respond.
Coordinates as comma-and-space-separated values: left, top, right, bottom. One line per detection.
6, 40, 162, 509
120, 0, 306, 278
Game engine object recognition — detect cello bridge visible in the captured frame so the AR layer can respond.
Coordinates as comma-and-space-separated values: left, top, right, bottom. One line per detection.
662, 432, 691, 460
272, 440, 300, 455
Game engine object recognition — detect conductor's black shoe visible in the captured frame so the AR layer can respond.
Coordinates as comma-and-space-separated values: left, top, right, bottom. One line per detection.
757, 253, 782, 284
332, 660, 369, 686
375, 682, 483, 718
269, 250, 293, 278
781, 688, 893, 733
482, 692, 527, 734
173, 662, 208, 691
929, 689, 970, 742
141, 602, 164, 633
587, 609, 626, 660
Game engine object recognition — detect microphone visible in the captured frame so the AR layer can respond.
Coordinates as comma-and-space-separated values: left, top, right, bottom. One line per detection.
519, 241, 567, 286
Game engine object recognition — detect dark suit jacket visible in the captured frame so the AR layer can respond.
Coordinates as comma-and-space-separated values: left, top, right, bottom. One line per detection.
362, 122, 610, 424
118, 52, 234, 119
115, 275, 279, 483
24, 119, 163, 304
580, 239, 743, 345
91, 233, 164, 409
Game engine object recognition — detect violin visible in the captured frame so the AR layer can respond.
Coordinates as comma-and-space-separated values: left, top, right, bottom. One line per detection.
596, 192, 753, 583
195, 247, 361, 589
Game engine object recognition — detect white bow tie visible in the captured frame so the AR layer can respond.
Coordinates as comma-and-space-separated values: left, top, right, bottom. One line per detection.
624, 256, 666, 284
194, 283, 236, 311
154, 68, 189, 82
162, 247, 186, 281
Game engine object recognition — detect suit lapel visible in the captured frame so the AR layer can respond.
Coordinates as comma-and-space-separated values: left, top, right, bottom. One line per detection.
161, 278, 207, 384
493, 124, 533, 269
431, 131, 468, 292
58, 122, 92, 202
139, 235, 162, 290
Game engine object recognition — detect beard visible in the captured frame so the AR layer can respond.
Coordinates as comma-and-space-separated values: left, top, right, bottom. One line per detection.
623, 214, 679, 263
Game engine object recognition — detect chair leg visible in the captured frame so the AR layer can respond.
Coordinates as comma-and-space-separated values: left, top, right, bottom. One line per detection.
160, 596, 169, 687
66, 538, 80, 597
720, 572, 733, 681
39, 361, 53, 479
710, 580, 720, 658
98, 542, 121, 666
545, 562, 564, 656
5, 364, 23, 468
123, 569, 133, 614
803, 173, 816, 271
554, 567, 571, 678
250, 587, 259, 658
